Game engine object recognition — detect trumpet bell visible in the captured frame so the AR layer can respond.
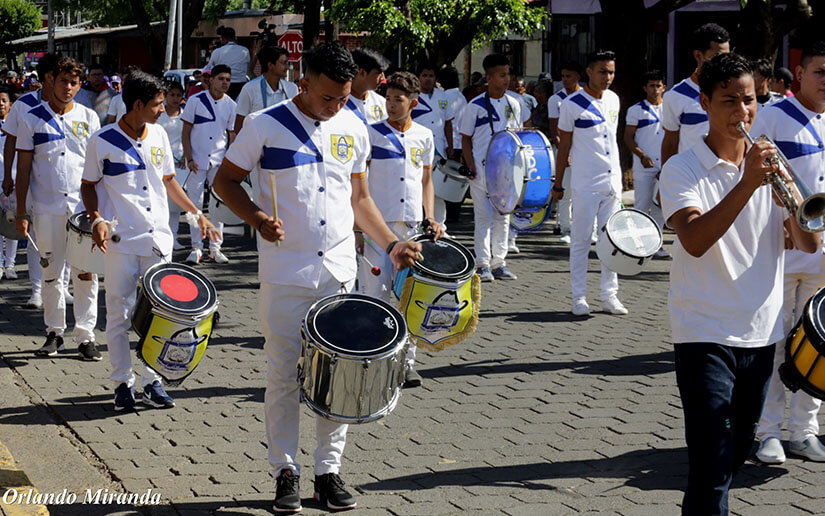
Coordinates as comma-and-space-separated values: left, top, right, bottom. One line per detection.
799, 193, 825, 232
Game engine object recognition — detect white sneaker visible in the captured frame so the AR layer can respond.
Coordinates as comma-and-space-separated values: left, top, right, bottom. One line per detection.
185, 249, 202, 264
571, 298, 590, 316
602, 296, 628, 315
64, 289, 73, 305
559, 233, 571, 245
173, 240, 184, 251
4, 267, 17, 279
209, 249, 229, 264
509, 241, 519, 254
0, 268, 3, 280
789, 436, 825, 462
756, 437, 786, 464
26, 292, 43, 309
654, 247, 672, 259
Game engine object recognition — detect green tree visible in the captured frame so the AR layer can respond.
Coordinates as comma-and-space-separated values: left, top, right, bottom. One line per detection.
0, 0, 42, 66
328, 0, 546, 68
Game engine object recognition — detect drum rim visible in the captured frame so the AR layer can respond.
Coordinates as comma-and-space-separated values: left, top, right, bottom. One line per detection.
485, 129, 553, 215
434, 160, 470, 183
140, 262, 219, 317
603, 208, 663, 259
303, 293, 408, 359
67, 211, 94, 236
804, 291, 825, 356
485, 130, 527, 214
408, 234, 476, 281
783, 320, 825, 401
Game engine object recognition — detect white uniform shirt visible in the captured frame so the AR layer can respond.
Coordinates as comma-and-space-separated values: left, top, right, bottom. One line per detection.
235, 76, 298, 117
81, 122, 175, 257
224, 101, 369, 288
1, 90, 42, 138
411, 88, 454, 158
661, 77, 708, 154
507, 90, 533, 123
444, 88, 466, 150
158, 110, 184, 163
660, 138, 786, 348
106, 94, 127, 122
345, 91, 387, 125
548, 88, 578, 120
368, 120, 434, 223
558, 88, 622, 194
626, 100, 664, 173
16, 101, 100, 215
181, 90, 236, 170
751, 96, 825, 275
457, 92, 522, 170
206, 42, 251, 83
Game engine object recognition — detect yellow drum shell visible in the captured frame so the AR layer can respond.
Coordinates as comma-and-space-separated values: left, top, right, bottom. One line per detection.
781, 310, 825, 401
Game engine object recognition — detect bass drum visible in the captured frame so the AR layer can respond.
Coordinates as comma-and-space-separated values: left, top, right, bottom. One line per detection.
781, 286, 825, 401
510, 204, 554, 234
595, 208, 662, 276
485, 129, 554, 215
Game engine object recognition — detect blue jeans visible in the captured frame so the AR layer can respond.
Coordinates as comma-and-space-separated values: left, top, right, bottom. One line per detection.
674, 342, 775, 516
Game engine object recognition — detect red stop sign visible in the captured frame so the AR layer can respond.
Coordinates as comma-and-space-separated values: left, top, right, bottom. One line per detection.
278, 32, 303, 63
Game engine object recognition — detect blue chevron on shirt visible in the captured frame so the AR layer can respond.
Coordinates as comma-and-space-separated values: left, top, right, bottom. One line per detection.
568, 92, 606, 129
769, 98, 825, 159
260, 104, 323, 169
98, 127, 146, 176
28, 104, 65, 146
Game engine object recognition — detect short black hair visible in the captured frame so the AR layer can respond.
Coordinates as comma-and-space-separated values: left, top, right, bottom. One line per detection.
52, 57, 84, 79
437, 66, 459, 89
534, 80, 553, 97
0, 83, 9, 97
121, 65, 140, 78
350, 47, 390, 74
416, 60, 436, 76
217, 26, 236, 39
35, 53, 60, 80
164, 80, 184, 94
482, 54, 509, 73
560, 61, 583, 76
692, 23, 730, 52
800, 41, 825, 68
643, 69, 664, 84
87, 64, 105, 73
258, 45, 289, 71
774, 66, 793, 87
751, 58, 772, 78
304, 41, 359, 83
385, 71, 420, 98
123, 70, 165, 112
698, 52, 752, 99
587, 50, 616, 67
211, 64, 232, 78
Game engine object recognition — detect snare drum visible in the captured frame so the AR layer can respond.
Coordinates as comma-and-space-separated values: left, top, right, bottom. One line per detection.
66, 211, 105, 275
0, 206, 23, 240
485, 129, 554, 215
432, 159, 470, 203
596, 208, 662, 276
298, 293, 408, 424
780, 287, 825, 401
393, 235, 480, 352
208, 181, 252, 226
133, 263, 219, 386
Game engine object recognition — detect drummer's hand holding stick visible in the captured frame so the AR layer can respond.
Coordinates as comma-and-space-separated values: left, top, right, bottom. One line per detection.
422, 217, 445, 240
161, 175, 220, 243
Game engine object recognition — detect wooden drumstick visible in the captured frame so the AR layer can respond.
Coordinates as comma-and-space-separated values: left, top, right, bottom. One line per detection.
268, 172, 280, 247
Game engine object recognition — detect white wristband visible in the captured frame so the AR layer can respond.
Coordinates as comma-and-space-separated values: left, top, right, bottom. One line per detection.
91, 217, 106, 230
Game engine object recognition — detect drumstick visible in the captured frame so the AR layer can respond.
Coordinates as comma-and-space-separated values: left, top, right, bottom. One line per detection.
359, 253, 381, 276
26, 233, 49, 268
268, 172, 280, 247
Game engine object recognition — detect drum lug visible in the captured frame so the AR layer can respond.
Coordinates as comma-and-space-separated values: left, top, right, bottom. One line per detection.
638, 258, 645, 266
612, 249, 618, 256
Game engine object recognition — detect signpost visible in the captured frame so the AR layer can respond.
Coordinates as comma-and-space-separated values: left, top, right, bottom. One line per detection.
277, 31, 303, 63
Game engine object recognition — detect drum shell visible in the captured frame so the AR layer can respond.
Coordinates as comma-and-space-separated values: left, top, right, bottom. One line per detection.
596, 209, 662, 276
780, 296, 825, 401
432, 162, 470, 203
0, 207, 24, 240
208, 181, 252, 226
65, 212, 105, 275
510, 205, 553, 234
485, 129, 554, 215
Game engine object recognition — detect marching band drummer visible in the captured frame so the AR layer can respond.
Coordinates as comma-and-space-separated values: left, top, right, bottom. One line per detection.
361, 71, 443, 389
660, 53, 820, 515
551, 50, 627, 317
752, 41, 825, 465
14, 56, 102, 359
212, 42, 421, 514
80, 72, 217, 411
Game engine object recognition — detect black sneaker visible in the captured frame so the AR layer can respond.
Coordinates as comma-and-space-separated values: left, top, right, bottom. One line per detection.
114, 383, 136, 412
314, 473, 356, 511
273, 469, 301, 513
78, 341, 102, 361
403, 367, 423, 389
35, 332, 64, 356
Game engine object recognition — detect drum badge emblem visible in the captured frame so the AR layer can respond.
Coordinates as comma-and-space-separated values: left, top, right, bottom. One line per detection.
411, 148, 423, 168
152, 328, 207, 370
72, 121, 89, 138
151, 147, 165, 167
331, 135, 354, 164
415, 290, 468, 331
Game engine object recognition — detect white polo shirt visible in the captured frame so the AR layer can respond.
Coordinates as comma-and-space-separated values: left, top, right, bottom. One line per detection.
81, 122, 175, 257
106, 94, 126, 122
626, 99, 664, 173
345, 91, 387, 125
16, 101, 100, 216
547, 88, 579, 120
224, 101, 369, 288
751, 96, 825, 275
411, 88, 454, 158
444, 88, 466, 150
158, 110, 184, 163
457, 92, 522, 170
1, 90, 42, 138
235, 76, 299, 117
558, 88, 621, 194
660, 138, 786, 348
206, 42, 250, 83
181, 90, 236, 170
662, 77, 708, 154
368, 120, 434, 223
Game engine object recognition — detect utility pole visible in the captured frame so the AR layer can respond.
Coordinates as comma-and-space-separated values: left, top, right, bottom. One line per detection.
176, 0, 183, 69
47, 0, 55, 54
164, 0, 178, 71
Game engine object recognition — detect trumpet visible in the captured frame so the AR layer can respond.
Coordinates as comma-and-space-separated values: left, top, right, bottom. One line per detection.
736, 121, 825, 233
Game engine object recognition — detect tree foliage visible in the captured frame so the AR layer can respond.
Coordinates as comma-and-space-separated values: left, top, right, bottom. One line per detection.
0, 0, 42, 50
328, 0, 546, 68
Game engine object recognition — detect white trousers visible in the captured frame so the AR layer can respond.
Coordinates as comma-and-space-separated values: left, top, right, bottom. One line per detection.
632, 169, 664, 231
434, 197, 448, 234
360, 222, 419, 367
558, 167, 572, 233
27, 226, 43, 295
570, 189, 620, 301
757, 266, 824, 442
168, 167, 187, 244
1, 236, 17, 268
469, 179, 509, 269
187, 165, 223, 252
260, 268, 352, 477
34, 213, 98, 342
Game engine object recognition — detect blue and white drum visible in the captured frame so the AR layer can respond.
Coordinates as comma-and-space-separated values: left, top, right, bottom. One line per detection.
485, 129, 554, 215
510, 205, 554, 234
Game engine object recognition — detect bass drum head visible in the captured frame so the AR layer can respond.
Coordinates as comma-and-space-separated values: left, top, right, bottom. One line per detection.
304, 293, 407, 359
604, 209, 662, 259
410, 235, 476, 282
141, 263, 218, 318
68, 211, 93, 235
511, 205, 552, 234
485, 130, 525, 214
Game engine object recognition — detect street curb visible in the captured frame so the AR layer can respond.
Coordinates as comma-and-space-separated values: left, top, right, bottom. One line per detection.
0, 440, 48, 516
